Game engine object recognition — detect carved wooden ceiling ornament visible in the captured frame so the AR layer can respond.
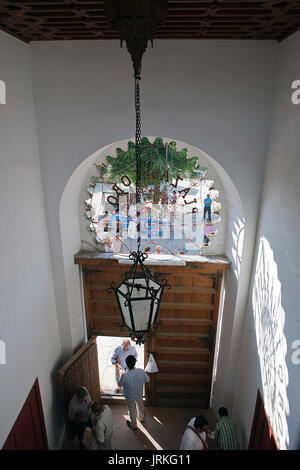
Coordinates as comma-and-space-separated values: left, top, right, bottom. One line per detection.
104, 0, 168, 77
0, 1, 299, 43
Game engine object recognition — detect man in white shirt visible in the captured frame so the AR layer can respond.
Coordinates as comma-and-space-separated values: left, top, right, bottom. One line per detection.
180, 416, 209, 450
118, 355, 150, 430
91, 402, 114, 450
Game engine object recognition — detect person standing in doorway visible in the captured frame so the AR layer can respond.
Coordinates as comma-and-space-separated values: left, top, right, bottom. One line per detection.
212, 407, 240, 450
118, 355, 150, 430
203, 194, 212, 222
180, 415, 209, 450
111, 339, 137, 394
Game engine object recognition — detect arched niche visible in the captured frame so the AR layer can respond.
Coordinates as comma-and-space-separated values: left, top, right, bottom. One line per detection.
59, 137, 245, 411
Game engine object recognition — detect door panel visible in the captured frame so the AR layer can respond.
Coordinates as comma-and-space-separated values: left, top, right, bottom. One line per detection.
2, 378, 48, 450
248, 390, 278, 450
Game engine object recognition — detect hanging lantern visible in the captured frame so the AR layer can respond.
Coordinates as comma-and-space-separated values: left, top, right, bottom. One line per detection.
109, 250, 170, 345
105, 0, 169, 345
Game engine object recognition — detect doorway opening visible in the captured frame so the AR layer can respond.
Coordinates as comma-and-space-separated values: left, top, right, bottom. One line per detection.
96, 336, 145, 397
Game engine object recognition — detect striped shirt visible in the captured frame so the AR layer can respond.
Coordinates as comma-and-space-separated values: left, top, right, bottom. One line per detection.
214, 416, 240, 450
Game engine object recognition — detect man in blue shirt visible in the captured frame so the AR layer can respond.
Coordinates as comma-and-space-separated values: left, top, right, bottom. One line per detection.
118, 355, 150, 430
111, 339, 137, 394
203, 194, 212, 222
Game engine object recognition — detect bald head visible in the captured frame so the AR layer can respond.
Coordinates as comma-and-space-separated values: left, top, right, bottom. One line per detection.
122, 339, 131, 351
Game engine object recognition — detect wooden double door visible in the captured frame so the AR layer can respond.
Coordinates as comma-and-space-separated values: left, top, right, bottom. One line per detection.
72, 253, 229, 409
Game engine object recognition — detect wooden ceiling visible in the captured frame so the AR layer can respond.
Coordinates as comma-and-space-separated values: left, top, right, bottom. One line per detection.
0, 1, 299, 43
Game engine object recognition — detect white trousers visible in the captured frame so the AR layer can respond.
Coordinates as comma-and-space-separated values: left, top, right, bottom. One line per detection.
126, 399, 144, 429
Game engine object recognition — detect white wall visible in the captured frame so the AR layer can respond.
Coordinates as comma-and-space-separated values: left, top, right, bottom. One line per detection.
0, 31, 63, 449
232, 31, 300, 449
29, 39, 277, 416
1, 27, 298, 451
29, 41, 277, 356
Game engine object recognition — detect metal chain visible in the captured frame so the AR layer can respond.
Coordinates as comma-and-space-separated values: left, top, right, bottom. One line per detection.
135, 73, 142, 249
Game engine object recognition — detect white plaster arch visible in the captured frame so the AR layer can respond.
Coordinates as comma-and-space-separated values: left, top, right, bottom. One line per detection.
59, 137, 247, 412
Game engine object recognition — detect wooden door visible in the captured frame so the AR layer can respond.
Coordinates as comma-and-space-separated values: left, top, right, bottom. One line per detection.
152, 266, 223, 408
75, 254, 229, 408
248, 390, 278, 450
58, 336, 101, 425
2, 378, 48, 450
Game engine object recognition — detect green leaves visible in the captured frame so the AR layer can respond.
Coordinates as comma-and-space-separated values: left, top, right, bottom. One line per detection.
97, 137, 202, 191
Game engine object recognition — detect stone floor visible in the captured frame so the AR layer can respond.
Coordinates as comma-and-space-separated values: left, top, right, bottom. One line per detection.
61, 404, 219, 450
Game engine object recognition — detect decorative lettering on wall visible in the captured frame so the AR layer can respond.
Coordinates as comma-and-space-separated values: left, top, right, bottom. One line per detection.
108, 169, 199, 213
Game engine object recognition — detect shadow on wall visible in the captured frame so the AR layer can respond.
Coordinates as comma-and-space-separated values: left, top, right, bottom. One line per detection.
252, 235, 290, 450
231, 216, 245, 281
50, 357, 66, 449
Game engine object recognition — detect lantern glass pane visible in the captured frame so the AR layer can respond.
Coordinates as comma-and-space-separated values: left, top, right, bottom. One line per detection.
130, 278, 151, 331
148, 278, 160, 291
131, 298, 152, 332
117, 287, 133, 330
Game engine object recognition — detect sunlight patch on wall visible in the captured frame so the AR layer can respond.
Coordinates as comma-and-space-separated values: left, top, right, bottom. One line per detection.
252, 236, 289, 449
231, 216, 244, 280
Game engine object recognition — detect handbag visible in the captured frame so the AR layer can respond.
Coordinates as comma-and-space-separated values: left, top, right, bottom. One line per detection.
144, 353, 159, 373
